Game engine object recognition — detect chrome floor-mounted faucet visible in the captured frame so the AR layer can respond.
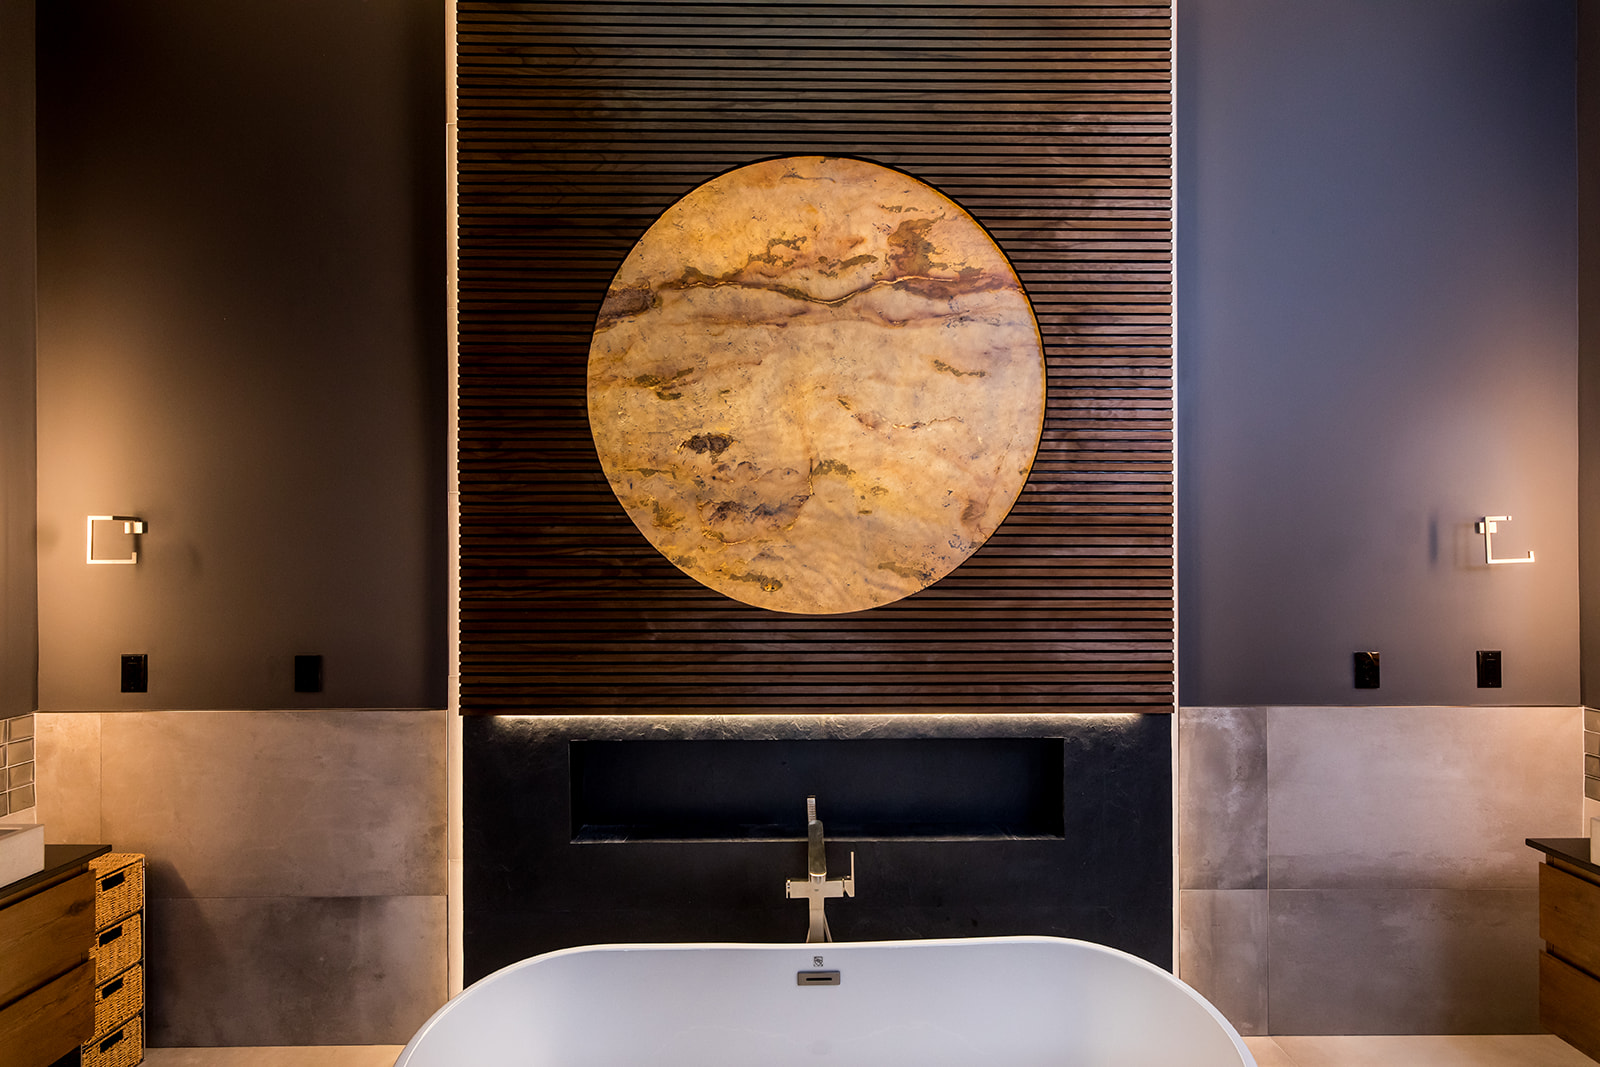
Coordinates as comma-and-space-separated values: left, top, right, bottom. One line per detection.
785, 796, 855, 943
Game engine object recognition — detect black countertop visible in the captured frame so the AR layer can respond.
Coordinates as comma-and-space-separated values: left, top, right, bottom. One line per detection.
1527, 837, 1600, 879
0, 842, 111, 908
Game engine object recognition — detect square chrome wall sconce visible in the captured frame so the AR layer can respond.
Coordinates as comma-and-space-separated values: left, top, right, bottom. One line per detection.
87, 515, 146, 565
1474, 515, 1534, 565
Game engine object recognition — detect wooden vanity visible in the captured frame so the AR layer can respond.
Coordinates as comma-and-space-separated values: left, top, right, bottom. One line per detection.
0, 844, 110, 1067
1528, 837, 1600, 1062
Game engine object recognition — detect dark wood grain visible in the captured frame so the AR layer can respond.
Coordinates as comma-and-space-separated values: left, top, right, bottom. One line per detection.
457, 1, 1173, 715
0, 962, 94, 1067
1542, 859, 1600, 987
1541, 951, 1600, 1062
0, 872, 93, 1010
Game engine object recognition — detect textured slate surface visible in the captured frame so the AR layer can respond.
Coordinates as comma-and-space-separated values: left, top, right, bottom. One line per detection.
464, 714, 1173, 983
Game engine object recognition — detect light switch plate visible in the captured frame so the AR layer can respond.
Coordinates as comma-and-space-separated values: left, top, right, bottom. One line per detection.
1476, 650, 1502, 688
1353, 651, 1380, 689
120, 654, 147, 693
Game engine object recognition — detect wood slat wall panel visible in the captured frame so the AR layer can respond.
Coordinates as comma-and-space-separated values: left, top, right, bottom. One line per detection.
457, 0, 1173, 715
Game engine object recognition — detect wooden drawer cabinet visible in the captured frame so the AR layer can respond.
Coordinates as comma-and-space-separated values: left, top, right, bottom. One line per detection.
1541, 950, 1600, 1062
0, 871, 93, 1007
0, 962, 94, 1067
0, 844, 110, 1067
1531, 837, 1600, 1063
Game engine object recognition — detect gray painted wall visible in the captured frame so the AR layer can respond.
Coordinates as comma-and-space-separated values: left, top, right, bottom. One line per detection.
1179, 0, 1579, 707
33, 0, 447, 710
0, 1, 37, 722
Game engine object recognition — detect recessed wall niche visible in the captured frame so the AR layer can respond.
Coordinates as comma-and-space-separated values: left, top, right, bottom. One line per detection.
457, 1, 1173, 715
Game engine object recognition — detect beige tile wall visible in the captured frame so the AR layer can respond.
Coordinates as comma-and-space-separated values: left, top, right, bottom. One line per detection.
1178, 705, 1584, 1036
34, 702, 1581, 1041
36, 711, 99, 838
36, 709, 449, 1046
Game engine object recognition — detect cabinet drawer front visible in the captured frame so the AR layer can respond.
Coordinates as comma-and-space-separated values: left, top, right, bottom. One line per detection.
1541, 950, 1600, 1062
0, 871, 94, 1008
83, 1011, 142, 1067
1540, 861, 1600, 977
91, 912, 142, 986
0, 959, 95, 1067
89, 854, 144, 931
92, 963, 142, 1041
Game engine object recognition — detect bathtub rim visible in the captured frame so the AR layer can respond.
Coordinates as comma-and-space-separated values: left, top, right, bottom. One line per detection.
399, 934, 1252, 1065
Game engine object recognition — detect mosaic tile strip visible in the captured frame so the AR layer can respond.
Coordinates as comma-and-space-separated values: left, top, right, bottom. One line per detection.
1, 715, 37, 814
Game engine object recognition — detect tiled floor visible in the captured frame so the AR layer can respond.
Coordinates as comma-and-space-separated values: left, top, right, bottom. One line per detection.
143, 1051, 404, 1067
141, 1036, 1597, 1066
1245, 1036, 1595, 1067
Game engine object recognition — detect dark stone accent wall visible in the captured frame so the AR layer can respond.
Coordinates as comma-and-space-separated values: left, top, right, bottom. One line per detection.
464, 714, 1173, 982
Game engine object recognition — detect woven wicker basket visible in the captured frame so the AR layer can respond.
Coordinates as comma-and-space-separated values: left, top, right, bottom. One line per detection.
92, 912, 142, 985
83, 1012, 142, 1067
92, 963, 143, 1041
89, 853, 145, 930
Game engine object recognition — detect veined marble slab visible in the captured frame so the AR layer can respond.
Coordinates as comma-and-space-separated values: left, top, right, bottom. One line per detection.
587, 155, 1045, 614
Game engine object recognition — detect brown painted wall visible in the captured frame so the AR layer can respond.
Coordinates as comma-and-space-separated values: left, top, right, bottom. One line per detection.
34, 0, 447, 710
0, 0, 37, 722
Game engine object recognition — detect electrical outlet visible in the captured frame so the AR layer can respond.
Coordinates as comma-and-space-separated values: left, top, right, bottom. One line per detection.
1476, 650, 1502, 688
294, 655, 323, 693
120, 654, 147, 694
1353, 651, 1380, 689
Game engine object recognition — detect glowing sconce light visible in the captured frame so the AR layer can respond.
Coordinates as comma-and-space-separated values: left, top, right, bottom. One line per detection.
1474, 515, 1534, 566
86, 515, 145, 565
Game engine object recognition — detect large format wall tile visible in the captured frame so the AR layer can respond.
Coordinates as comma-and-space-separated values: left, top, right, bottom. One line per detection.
35, 711, 100, 842
1267, 888, 1539, 1034
100, 710, 447, 898
1266, 706, 1580, 890
1179, 888, 1269, 1035
145, 894, 447, 1046
1177, 703, 1580, 1034
1179, 707, 1267, 890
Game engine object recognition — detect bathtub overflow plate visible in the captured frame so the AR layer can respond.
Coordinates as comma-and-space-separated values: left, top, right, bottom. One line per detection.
797, 970, 841, 986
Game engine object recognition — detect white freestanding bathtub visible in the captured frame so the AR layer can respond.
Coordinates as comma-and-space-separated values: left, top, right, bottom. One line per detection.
395, 936, 1256, 1066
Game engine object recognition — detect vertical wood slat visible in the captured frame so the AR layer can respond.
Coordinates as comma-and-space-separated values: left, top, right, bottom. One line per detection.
457, 1, 1173, 715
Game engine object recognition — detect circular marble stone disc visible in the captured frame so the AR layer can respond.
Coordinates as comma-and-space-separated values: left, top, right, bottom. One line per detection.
587, 155, 1046, 614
